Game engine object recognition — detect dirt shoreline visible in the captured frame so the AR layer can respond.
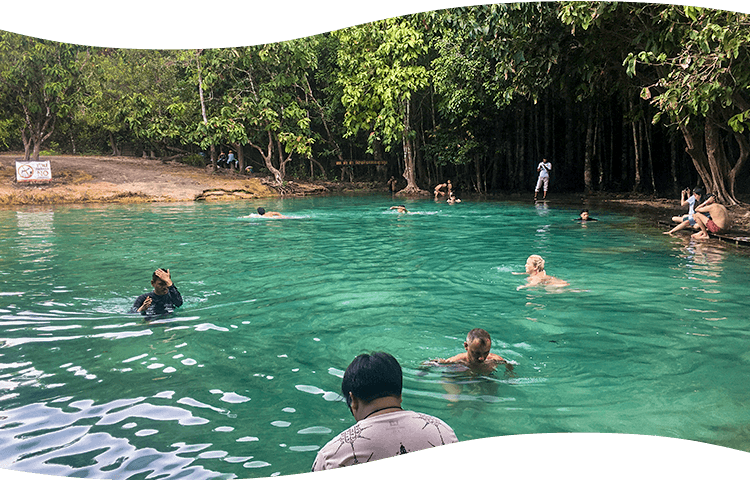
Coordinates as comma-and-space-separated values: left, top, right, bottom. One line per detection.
2, 153, 749, 238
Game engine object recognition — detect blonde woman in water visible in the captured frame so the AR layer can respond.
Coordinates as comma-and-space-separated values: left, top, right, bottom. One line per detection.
517, 254, 569, 290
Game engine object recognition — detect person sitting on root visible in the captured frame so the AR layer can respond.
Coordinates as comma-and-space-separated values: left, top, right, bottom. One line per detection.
517, 254, 569, 290
664, 187, 704, 235
692, 201, 731, 240
434, 182, 447, 199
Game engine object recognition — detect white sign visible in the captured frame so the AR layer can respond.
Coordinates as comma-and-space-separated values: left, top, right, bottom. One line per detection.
15, 161, 52, 182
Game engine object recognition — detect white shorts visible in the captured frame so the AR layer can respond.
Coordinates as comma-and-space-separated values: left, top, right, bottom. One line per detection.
535, 175, 549, 192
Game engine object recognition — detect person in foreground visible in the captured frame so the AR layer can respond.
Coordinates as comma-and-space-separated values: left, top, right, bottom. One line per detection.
517, 254, 569, 290
429, 328, 513, 374
692, 201, 730, 240
311, 352, 458, 471
131, 268, 183, 317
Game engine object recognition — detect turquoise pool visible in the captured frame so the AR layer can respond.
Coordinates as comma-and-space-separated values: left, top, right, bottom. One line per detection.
1, 196, 749, 479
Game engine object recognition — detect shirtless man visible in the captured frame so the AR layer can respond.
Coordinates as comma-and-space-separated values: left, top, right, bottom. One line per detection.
517, 254, 569, 290
430, 328, 512, 374
255, 207, 286, 218
434, 182, 447, 199
692, 201, 730, 240
390, 205, 409, 213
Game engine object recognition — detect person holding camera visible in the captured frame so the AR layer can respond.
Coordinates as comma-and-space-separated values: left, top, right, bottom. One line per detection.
664, 187, 705, 235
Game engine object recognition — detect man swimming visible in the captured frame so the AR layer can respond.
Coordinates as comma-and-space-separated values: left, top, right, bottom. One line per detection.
429, 328, 512, 374
254, 207, 286, 218
390, 205, 409, 213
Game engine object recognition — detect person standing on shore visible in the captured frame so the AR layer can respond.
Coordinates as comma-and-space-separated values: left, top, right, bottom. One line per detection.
534, 158, 552, 201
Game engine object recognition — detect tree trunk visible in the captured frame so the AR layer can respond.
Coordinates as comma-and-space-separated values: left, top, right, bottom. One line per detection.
397, 100, 427, 195
584, 105, 594, 194
631, 113, 642, 192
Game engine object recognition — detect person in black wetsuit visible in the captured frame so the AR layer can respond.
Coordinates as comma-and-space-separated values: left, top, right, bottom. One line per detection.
131, 268, 183, 318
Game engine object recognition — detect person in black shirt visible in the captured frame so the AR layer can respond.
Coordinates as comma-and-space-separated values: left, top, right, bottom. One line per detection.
131, 268, 183, 318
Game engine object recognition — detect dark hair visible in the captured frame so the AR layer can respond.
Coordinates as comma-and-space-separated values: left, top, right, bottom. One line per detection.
341, 352, 402, 407
257, 207, 266, 215
152, 268, 168, 283
466, 328, 491, 344
581, 209, 589, 214
693, 187, 703, 196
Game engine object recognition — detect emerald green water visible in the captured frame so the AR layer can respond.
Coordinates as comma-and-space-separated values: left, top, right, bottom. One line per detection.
1, 196, 749, 479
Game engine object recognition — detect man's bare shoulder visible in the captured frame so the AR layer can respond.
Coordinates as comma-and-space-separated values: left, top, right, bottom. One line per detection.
443, 353, 469, 364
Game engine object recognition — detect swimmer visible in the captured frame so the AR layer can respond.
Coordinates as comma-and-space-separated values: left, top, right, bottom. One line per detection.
517, 254, 569, 290
575, 209, 597, 222
130, 268, 183, 317
447, 192, 461, 204
254, 207, 286, 218
429, 328, 512, 374
390, 205, 409, 213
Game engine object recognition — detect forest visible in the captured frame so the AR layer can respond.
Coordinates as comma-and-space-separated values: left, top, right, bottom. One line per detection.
0, 2, 748, 203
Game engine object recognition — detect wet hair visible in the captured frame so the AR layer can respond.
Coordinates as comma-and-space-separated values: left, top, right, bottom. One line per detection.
152, 268, 168, 283
466, 328, 491, 345
341, 352, 402, 407
528, 254, 545, 272
581, 209, 589, 214
257, 207, 266, 215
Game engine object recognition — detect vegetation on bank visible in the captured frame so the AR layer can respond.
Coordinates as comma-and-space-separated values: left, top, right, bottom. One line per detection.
0, 3, 749, 204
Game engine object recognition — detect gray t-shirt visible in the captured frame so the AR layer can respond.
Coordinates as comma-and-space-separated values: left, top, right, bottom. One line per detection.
312, 410, 458, 471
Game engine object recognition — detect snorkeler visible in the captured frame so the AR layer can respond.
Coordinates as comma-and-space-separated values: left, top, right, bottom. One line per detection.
131, 268, 183, 317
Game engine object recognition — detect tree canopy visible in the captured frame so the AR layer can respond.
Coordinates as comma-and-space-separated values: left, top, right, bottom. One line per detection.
0, 3, 748, 200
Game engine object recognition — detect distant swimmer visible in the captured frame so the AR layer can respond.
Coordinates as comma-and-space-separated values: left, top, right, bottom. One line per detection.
390, 205, 409, 213
517, 254, 569, 290
447, 192, 461, 204
428, 328, 513, 374
131, 268, 183, 318
254, 207, 287, 218
575, 209, 597, 222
